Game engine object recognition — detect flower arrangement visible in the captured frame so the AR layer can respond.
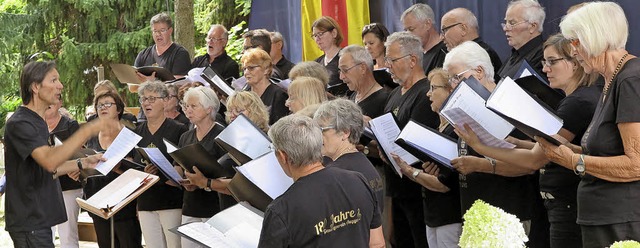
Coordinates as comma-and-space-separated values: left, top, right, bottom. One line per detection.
459, 199, 528, 248
610, 240, 640, 248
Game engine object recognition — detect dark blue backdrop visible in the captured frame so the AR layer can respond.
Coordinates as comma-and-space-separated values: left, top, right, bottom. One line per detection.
249, 0, 640, 64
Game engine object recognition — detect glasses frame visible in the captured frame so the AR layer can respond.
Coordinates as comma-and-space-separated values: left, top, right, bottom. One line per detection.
429, 84, 448, 92
97, 102, 116, 110
501, 20, 528, 30
139, 96, 165, 104
339, 62, 363, 74
541, 58, 566, 67
448, 69, 472, 84
242, 65, 262, 72
311, 30, 329, 39
152, 28, 169, 35
320, 125, 336, 132
441, 23, 462, 34
384, 54, 412, 65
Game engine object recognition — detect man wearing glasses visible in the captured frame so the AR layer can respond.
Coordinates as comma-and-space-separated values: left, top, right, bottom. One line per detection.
134, 12, 191, 81
440, 8, 503, 82
497, 0, 546, 79
191, 24, 240, 82
381, 31, 440, 248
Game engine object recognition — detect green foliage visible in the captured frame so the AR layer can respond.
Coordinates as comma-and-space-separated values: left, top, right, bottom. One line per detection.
0, 96, 22, 139
226, 21, 249, 62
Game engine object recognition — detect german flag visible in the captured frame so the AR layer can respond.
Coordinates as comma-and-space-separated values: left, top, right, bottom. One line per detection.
301, 0, 370, 61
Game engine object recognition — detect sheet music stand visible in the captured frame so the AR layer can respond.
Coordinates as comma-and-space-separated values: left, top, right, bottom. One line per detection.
77, 169, 159, 248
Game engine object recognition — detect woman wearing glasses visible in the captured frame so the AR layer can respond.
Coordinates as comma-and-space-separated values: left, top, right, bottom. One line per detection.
392, 68, 462, 248
133, 80, 188, 248
85, 90, 143, 248
240, 48, 289, 125
173, 86, 227, 248
455, 34, 601, 248
535, 3, 640, 246
184, 90, 271, 210
312, 16, 348, 96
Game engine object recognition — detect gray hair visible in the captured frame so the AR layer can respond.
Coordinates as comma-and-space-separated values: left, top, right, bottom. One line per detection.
339, 45, 374, 71
138, 80, 168, 97
183, 86, 220, 119
401, 3, 435, 23
560, 2, 627, 57
270, 31, 285, 49
210, 24, 229, 39
384, 31, 424, 66
508, 0, 545, 32
150, 12, 172, 28
268, 114, 324, 168
443, 41, 495, 82
313, 99, 364, 145
289, 61, 330, 87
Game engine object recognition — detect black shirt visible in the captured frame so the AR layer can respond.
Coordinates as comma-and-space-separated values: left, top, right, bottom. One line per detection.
178, 124, 226, 218
171, 112, 190, 126
351, 88, 389, 165
133, 118, 187, 211
259, 83, 289, 125
134, 43, 191, 76
539, 83, 601, 222
383, 78, 440, 198
4, 106, 66, 232
473, 37, 503, 83
422, 41, 447, 75
85, 133, 138, 221
191, 52, 240, 81
497, 35, 544, 80
258, 167, 381, 247
423, 124, 462, 227
50, 115, 82, 191
316, 53, 349, 96
327, 152, 384, 213
580, 58, 640, 225
275, 56, 295, 79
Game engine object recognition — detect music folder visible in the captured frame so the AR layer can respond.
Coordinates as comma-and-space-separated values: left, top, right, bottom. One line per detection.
201, 66, 236, 98
76, 169, 159, 220
163, 136, 233, 179
171, 201, 263, 248
486, 76, 564, 145
135, 147, 184, 187
227, 151, 293, 212
111, 63, 175, 84
368, 113, 420, 177
395, 120, 457, 170
214, 114, 272, 166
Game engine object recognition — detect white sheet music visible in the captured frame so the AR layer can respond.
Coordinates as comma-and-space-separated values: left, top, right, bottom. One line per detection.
177, 222, 241, 248
236, 152, 293, 199
86, 177, 142, 209
369, 113, 419, 177
446, 108, 515, 149
397, 121, 458, 164
95, 128, 142, 175
486, 76, 563, 135
141, 148, 184, 184
441, 82, 514, 140
164, 139, 178, 153
231, 76, 248, 90
217, 114, 272, 160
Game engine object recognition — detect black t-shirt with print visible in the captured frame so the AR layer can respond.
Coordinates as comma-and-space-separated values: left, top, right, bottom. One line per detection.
258, 167, 381, 247
327, 152, 384, 213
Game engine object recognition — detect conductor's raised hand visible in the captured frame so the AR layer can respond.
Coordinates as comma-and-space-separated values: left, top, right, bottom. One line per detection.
80, 153, 107, 170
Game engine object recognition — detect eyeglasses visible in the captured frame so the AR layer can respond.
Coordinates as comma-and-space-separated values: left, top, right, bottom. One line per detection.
206, 37, 226, 43
152, 28, 169, 35
168, 94, 178, 99
339, 63, 363, 74
139, 96, 165, 104
320, 125, 335, 132
541, 58, 566, 67
311, 30, 329, 39
179, 101, 203, 111
441, 23, 462, 34
362, 23, 380, 33
501, 20, 528, 30
97, 102, 116, 109
225, 108, 246, 116
242, 65, 261, 72
449, 69, 472, 84
384, 54, 412, 65
429, 84, 448, 92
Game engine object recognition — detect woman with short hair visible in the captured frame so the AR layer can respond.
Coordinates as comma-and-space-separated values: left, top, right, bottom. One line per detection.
240, 48, 289, 125
285, 76, 327, 114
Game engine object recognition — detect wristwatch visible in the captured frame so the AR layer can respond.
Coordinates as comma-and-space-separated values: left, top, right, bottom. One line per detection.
412, 169, 421, 179
574, 154, 586, 176
203, 178, 212, 192
363, 146, 370, 155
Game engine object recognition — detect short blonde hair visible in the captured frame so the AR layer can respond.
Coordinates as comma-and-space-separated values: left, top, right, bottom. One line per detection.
240, 48, 273, 76
560, 2, 627, 57
427, 68, 452, 91
288, 76, 327, 111
226, 91, 270, 132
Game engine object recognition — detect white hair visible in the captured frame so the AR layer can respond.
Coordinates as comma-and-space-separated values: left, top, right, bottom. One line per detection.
183, 86, 220, 119
339, 45, 374, 70
560, 1, 627, 57
384, 31, 424, 66
508, 0, 546, 32
401, 3, 435, 23
443, 41, 495, 82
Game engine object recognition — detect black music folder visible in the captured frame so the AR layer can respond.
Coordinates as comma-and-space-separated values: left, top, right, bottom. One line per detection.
395, 120, 458, 170
201, 66, 236, 98
162, 137, 233, 179
111, 63, 176, 83
214, 114, 272, 166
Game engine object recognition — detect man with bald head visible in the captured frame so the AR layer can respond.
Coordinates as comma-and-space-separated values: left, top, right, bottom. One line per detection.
497, 0, 546, 79
440, 8, 502, 82
192, 24, 240, 81
401, 3, 447, 75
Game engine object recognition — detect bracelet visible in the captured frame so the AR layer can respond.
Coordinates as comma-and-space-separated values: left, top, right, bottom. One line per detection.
76, 158, 83, 171
486, 157, 497, 174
